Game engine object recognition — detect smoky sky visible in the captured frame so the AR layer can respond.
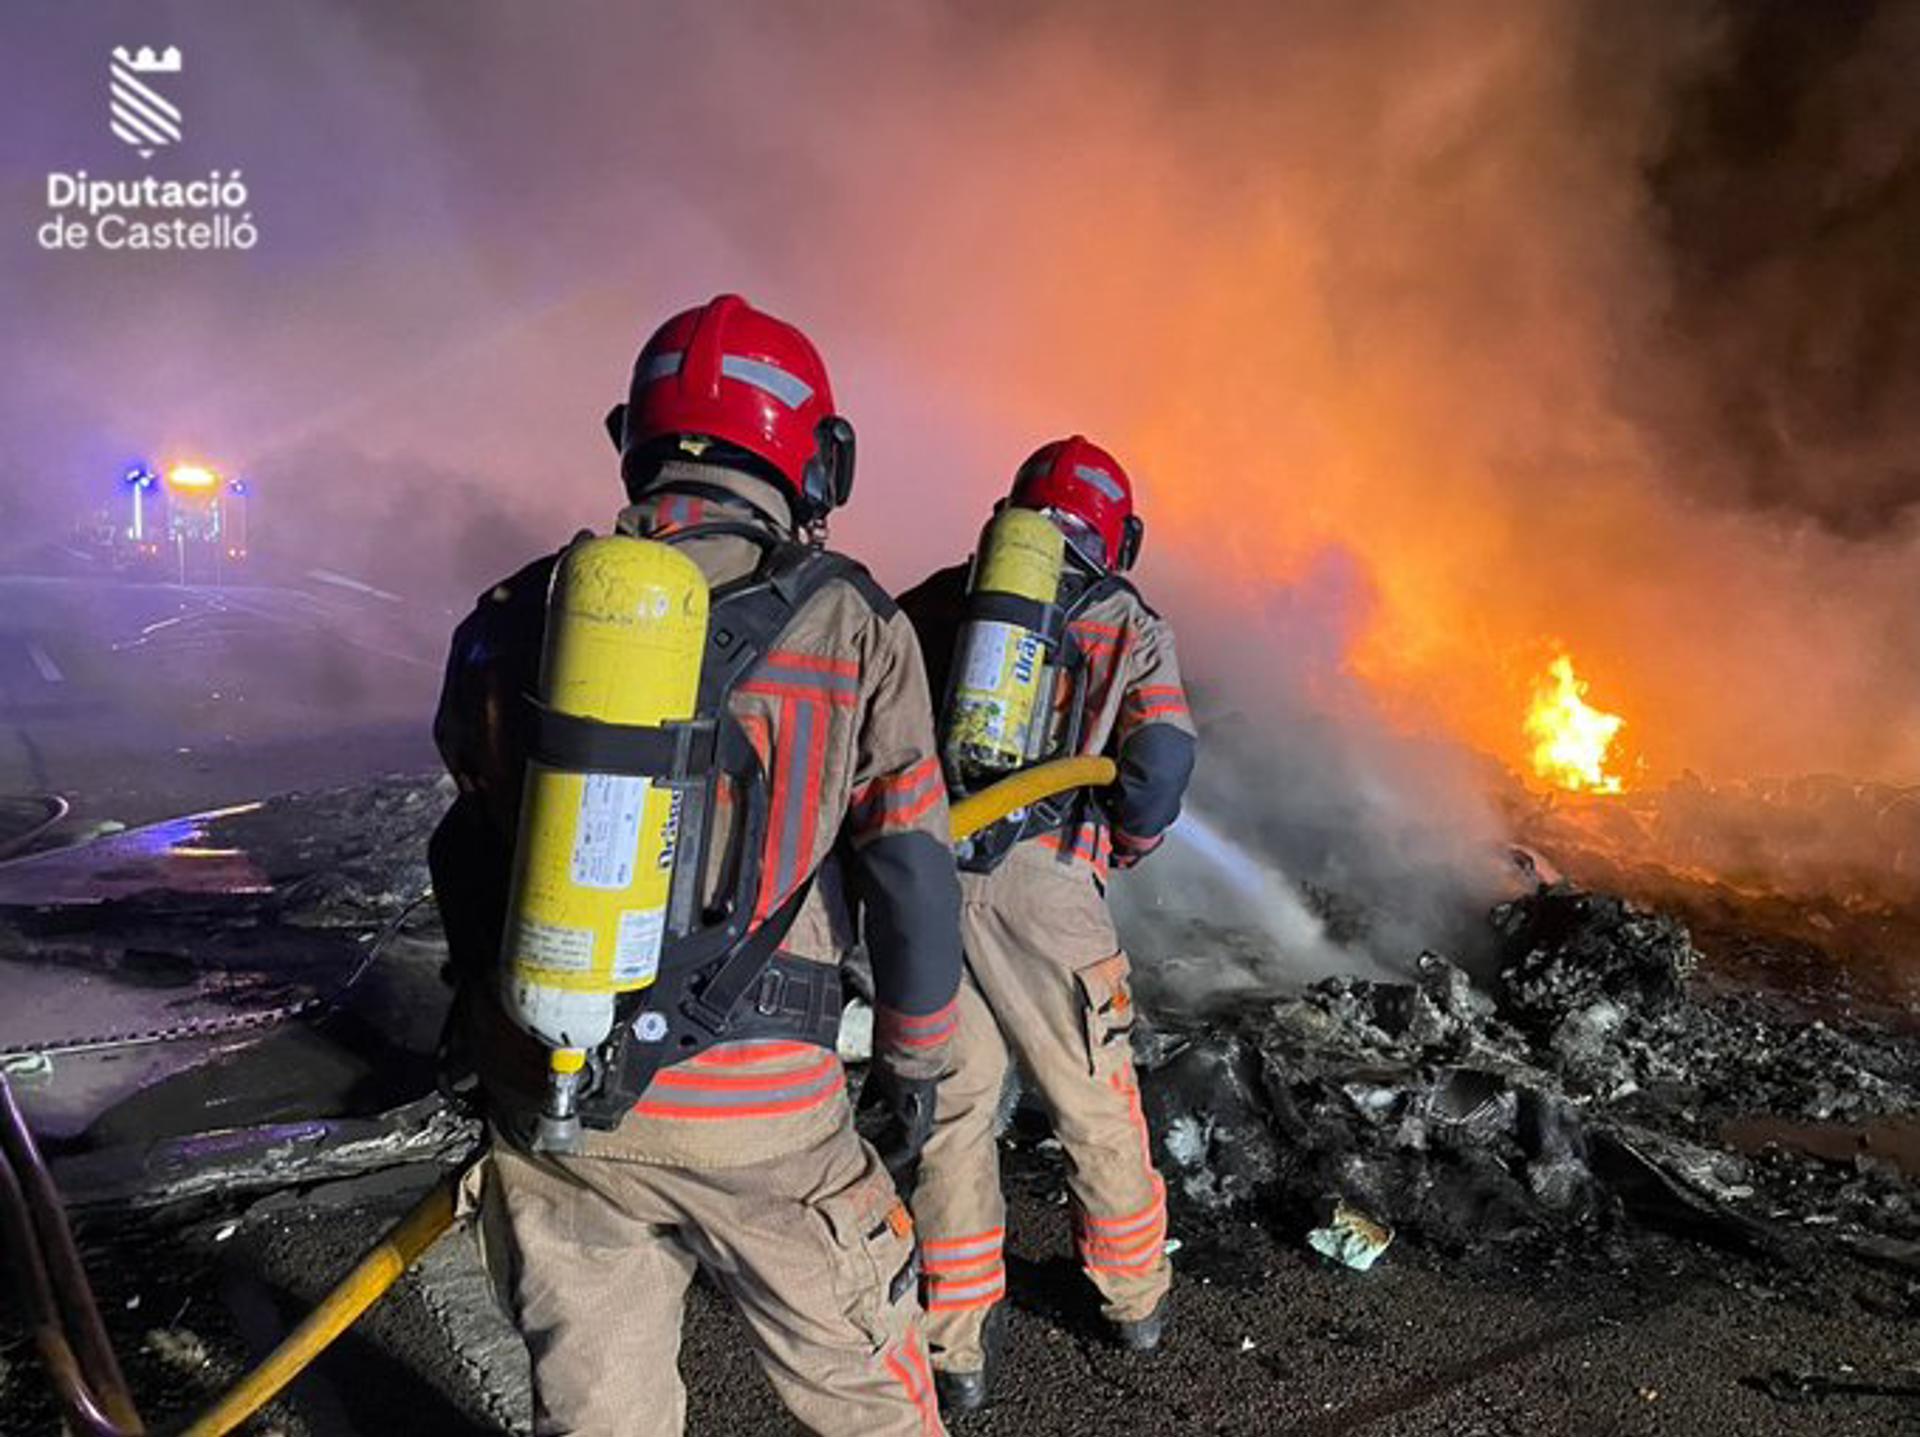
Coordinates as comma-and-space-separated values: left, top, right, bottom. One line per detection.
1642, 0, 1920, 539
2, 0, 1918, 785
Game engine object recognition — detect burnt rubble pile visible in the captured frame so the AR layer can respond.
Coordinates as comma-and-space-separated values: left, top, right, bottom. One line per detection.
215, 775, 449, 927
1137, 883, 1920, 1262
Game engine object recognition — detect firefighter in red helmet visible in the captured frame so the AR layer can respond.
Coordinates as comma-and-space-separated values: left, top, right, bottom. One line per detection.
898, 436, 1197, 1412
432, 294, 960, 1435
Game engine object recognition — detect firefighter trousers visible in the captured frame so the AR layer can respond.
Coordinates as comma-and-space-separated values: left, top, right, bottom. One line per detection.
910, 851, 1171, 1372
472, 1118, 944, 1436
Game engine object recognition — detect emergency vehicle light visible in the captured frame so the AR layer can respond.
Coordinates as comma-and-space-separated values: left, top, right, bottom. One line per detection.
166, 464, 219, 490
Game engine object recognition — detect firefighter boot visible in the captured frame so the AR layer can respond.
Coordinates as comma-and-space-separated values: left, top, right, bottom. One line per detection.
1111, 1291, 1169, 1353
934, 1301, 1007, 1416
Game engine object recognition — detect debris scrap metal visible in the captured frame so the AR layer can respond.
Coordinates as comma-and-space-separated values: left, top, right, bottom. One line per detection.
2, 758, 1918, 1429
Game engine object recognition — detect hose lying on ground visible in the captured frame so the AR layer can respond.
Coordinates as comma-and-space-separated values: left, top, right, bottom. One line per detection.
175, 1178, 458, 1437
12, 755, 1118, 1436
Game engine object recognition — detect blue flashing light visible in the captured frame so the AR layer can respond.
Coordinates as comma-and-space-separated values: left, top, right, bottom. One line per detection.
228, 479, 248, 495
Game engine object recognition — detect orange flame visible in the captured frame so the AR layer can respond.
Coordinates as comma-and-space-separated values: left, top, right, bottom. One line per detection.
1526, 655, 1625, 794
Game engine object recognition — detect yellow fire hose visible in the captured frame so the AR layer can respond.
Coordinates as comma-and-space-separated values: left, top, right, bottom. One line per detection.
946, 755, 1115, 842
177, 1180, 457, 1437
176, 755, 1117, 1435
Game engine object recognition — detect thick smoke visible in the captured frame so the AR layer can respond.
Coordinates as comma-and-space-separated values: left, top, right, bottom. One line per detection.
1642, 1, 1920, 539
1116, 551, 1520, 1001
4, 1, 1918, 982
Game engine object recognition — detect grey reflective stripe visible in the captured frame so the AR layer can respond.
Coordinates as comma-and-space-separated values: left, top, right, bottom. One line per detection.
928, 1273, 1006, 1301
645, 1061, 845, 1109
1074, 464, 1126, 501
928, 1234, 1002, 1262
641, 349, 683, 383
759, 655, 858, 693
773, 699, 816, 898
722, 353, 814, 409
1084, 1205, 1164, 1239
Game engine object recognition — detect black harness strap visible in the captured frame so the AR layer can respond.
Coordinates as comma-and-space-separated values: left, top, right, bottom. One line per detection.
954, 570, 1132, 875
532, 708, 718, 780
572, 522, 888, 1128
963, 590, 1065, 644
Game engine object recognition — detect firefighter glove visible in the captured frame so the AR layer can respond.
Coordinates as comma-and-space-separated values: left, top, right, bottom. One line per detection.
1108, 825, 1164, 870
863, 1065, 940, 1186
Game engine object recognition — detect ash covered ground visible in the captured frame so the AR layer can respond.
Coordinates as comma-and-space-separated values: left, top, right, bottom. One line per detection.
3, 775, 1920, 1434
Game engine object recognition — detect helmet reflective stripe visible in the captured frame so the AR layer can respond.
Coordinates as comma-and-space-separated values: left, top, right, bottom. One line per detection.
720, 354, 814, 409
1073, 464, 1126, 502
640, 350, 683, 384
621, 295, 843, 504
638, 351, 813, 412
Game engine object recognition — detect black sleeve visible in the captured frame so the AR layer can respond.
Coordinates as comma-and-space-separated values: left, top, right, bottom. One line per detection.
850, 833, 963, 1017
895, 561, 970, 712
433, 553, 556, 831
1109, 723, 1197, 840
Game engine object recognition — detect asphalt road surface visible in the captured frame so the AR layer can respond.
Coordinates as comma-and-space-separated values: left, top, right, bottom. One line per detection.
5, 1140, 1915, 1437
0, 572, 441, 825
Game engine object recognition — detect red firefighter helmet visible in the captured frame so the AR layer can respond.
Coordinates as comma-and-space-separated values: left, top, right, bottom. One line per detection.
608, 294, 855, 522
1008, 435, 1143, 571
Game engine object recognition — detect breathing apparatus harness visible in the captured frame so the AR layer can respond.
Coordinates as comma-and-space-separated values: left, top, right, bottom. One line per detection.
522, 509, 890, 1133
951, 561, 1143, 875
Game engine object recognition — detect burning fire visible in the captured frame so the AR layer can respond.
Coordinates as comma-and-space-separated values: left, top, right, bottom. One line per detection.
1526, 655, 1625, 794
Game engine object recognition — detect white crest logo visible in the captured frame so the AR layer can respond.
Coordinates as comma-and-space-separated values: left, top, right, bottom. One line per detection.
110, 46, 183, 159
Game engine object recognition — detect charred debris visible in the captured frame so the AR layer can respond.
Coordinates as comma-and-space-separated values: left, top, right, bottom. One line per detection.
1134, 880, 1920, 1277
3, 774, 1917, 1287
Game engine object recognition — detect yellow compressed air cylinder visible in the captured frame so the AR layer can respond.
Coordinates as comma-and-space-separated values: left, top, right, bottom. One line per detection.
501, 536, 708, 1076
944, 506, 1066, 784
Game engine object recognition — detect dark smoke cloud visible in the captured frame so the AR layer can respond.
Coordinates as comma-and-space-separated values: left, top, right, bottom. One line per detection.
1641, 1, 1920, 539
2, 3, 1917, 899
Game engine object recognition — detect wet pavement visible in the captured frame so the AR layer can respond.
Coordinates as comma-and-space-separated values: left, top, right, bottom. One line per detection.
0, 572, 439, 830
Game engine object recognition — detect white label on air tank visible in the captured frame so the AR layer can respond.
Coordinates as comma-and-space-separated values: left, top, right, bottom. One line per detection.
614, 908, 666, 985
959, 621, 1017, 693
572, 773, 650, 890
512, 916, 595, 972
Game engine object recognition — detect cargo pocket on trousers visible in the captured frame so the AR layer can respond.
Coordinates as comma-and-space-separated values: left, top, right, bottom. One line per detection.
809, 1162, 919, 1352
1073, 952, 1137, 1080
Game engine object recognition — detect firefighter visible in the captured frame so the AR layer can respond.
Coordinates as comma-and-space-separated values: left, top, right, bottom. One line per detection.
898, 436, 1196, 1413
431, 294, 961, 1436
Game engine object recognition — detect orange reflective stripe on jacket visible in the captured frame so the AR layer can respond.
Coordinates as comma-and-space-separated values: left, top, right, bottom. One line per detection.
875, 996, 958, 1051
1035, 824, 1111, 876
1120, 682, 1190, 732
633, 1043, 847, 1121
848, 755, 944, 839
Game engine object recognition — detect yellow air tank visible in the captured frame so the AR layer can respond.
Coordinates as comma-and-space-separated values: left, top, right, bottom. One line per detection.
944, 506, 1066, 786
500, 535, 708, 1150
